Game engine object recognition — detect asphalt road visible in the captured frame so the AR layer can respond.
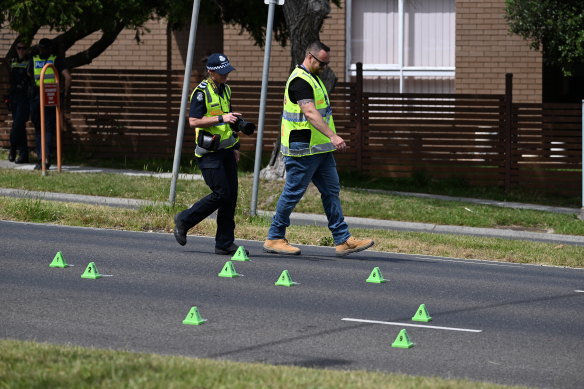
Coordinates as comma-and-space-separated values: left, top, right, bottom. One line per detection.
1, 220, 583, 388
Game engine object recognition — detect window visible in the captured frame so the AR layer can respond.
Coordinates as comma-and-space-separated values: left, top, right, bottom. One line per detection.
349, 0, 455, 93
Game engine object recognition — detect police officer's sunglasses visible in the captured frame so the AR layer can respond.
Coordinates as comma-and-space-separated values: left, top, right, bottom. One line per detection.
309, 52, 329, 68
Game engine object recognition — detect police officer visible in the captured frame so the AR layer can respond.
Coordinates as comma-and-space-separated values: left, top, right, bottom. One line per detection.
28, 38, 72, 170
7, 40, 31, 163
173, 53, 249, 255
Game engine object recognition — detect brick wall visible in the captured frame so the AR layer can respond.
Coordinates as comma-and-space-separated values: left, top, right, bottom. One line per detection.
455, 0, 542, 102
223, 3, 346, 83
1, 1, 543, 99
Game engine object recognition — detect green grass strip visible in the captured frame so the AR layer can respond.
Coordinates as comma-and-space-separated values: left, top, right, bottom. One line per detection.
1, 169, 583, 236
0, 197, 582, 268
0, 339, 527, 389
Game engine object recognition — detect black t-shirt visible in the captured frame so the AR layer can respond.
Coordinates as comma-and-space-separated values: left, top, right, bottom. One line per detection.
287, 76, 314, 143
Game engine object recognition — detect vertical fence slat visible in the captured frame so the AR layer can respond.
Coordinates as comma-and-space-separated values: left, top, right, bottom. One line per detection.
504, 73, 513, 192
355, 62, 364, 172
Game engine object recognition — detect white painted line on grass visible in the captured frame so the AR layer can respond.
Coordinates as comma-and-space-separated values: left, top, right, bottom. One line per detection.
342, 318, 483, 333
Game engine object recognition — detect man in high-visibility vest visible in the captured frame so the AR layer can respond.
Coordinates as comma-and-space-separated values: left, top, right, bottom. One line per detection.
28, 38, 72, 170
264, 41, 374, 257
173, 53, 252, 256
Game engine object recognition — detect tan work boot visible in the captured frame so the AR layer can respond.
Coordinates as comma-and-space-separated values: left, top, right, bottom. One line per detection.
263, 239, 301, 255
335, 236, 374, 256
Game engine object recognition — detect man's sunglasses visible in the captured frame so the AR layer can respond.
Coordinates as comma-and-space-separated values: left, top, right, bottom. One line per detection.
309, 52, 329, 68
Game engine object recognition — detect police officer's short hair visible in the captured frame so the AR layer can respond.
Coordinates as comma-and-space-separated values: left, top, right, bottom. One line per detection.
305, 41, 330, 56
38, 38, 53, 48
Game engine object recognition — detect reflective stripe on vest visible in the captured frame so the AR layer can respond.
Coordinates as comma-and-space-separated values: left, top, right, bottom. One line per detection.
11, 60, 28, 69
280, 142, 336, 156
280, 66, 336, 157
33, 55, 57, 86
189, 78, 239, 157
281, 107, 331, 122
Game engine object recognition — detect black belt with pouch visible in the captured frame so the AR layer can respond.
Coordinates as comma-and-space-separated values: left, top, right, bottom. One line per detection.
197, 130, 220, 151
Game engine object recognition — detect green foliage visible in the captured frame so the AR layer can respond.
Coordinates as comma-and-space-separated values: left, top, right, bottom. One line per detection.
214, 0, 288, 47
2, 0, 157, 38
504, 0, 584, 75
1, 0, 342, 65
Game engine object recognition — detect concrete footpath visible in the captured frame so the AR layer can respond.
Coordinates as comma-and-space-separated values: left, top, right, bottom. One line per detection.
1, 159, 583, 246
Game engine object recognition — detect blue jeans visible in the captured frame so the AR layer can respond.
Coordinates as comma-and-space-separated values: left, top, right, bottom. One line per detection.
267, 142, 351, 245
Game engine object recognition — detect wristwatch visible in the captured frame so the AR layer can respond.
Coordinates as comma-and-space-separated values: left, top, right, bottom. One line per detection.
218, 115, 224, 123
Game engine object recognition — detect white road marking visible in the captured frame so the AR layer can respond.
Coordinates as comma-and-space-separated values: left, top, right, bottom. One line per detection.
413, 256, 524, 268
342, 318, 482, 333
575, 290, 584, 293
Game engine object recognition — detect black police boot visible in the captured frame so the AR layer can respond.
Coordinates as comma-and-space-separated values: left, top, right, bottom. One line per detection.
8, 148, 16, 162
15, 154, 29, 164
173, 213, 188, 246
215, 243, 249, 256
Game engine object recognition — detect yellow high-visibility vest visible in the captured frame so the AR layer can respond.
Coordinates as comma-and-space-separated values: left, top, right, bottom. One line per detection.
32, 54, 57, 87
189, 78, 238, 157
280, 66, 336, 156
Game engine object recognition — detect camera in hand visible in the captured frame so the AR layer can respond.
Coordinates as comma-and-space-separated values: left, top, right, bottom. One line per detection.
230, 114, 256, 135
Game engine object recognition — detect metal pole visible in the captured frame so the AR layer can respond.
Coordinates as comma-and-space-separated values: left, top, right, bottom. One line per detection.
250, 0, 283, 216
398, 0, 404, 93
345, 0, 352, 83
580, 99, 584, 221
169, 0, 201, 205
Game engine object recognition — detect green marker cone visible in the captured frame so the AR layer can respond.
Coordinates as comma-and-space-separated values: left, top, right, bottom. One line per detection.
49, 251, 69, 268
366, 266, 386, 283
182, 306, 207, 325
392, 329, 415, 348
218, 261, 240, 278
275, 270, 298, 287
230, 246, 250, 261
411, 304, 432, 322
81, 262, 101, 279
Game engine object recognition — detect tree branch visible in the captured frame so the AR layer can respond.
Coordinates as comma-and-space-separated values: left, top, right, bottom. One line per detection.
63, 21, 126, 69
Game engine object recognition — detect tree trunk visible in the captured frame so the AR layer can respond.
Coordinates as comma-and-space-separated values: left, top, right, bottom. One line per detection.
260, 0, 337, 181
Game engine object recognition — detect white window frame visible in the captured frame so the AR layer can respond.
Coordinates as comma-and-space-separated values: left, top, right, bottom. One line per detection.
345, 0, 455, 92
